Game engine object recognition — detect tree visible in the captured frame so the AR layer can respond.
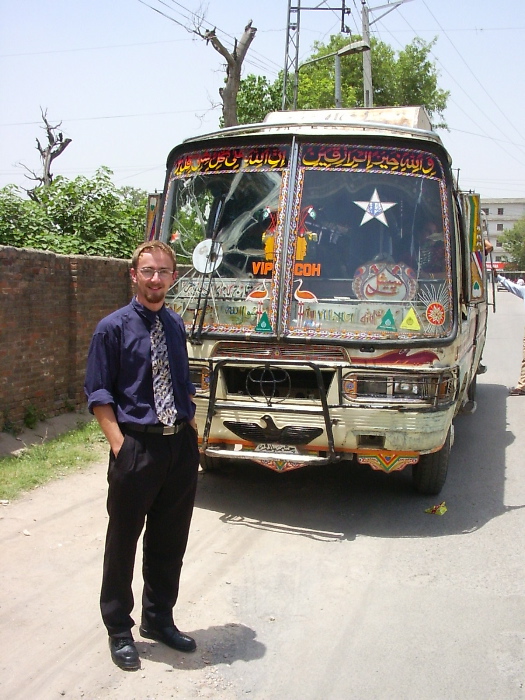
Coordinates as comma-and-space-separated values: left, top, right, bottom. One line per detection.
195, 20, 257, 127
141, 2, 257, 127
0, 185, 53, 250
20, 109, 72, 197
500, 219, 525, 270
236, 35, 449, 127
394, 38, 448, 127
0, 168, 147, 258
235, 74, 282, 126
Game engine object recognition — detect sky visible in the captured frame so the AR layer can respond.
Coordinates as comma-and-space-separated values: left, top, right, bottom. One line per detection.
1, 0, 524, 199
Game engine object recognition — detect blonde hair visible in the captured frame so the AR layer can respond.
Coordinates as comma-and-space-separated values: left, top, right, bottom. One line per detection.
131, 240, 176, 270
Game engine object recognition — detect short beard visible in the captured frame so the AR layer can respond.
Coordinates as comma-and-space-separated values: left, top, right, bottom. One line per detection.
143, 288, 166, 304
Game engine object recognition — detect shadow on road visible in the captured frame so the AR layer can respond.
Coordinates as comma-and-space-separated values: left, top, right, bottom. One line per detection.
138, 622, 266, 670
195, 382, 521, 540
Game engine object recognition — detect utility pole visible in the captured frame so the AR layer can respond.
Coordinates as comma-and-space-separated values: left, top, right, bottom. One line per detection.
361, 0, 414, 108
282, 0, 300, 110
361, 1, 373, 108
282, 0, 352, 110
298, 40, 369, 109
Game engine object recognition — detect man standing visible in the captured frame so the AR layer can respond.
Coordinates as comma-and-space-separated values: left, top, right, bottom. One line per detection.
85, 240, 199, 671
497, 274, 525, 396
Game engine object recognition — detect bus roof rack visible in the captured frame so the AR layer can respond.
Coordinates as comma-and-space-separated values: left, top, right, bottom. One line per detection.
263, 106, 433, 131
179, 105, 441, 150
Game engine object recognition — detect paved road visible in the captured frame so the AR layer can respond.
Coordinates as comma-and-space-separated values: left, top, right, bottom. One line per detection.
1, 290, 524, 699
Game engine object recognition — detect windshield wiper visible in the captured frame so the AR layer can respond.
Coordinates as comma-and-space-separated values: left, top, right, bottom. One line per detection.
189, 172, 245, 343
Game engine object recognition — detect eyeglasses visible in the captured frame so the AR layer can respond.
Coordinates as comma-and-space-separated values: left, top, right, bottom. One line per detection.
138, 267, 174, 280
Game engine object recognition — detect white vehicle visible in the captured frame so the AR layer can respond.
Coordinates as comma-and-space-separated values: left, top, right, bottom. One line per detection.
156, 106, 490, 494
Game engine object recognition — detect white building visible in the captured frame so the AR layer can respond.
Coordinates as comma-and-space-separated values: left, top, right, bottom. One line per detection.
481, 198, 525, 267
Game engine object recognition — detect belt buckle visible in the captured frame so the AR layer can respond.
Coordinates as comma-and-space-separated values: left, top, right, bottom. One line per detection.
163, 425, 176, 435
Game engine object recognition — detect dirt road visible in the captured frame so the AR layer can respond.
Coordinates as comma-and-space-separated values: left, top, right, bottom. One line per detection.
1, 292, 524, 699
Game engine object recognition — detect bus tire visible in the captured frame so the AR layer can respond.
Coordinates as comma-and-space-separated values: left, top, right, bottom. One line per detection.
412, 430, 451, 495
468, 373, 477, 402
200, 453, 222, 472
461, 374, 477, 414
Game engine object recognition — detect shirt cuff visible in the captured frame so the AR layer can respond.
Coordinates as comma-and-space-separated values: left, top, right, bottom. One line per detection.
87, 389, 115, 414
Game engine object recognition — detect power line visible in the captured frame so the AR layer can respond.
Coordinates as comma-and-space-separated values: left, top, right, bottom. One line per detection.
137, 0, 193, 34
0, 107, 218, 128
0, 164, 163, 175
138, 0, 283, 75
384, 7, 525, 168
2, 23, 519, 60
421, 0, 524, 144
0, 39, 189, 59
139, 0, 279, 75
368, 26, 525, 34
448, 126, 524, 147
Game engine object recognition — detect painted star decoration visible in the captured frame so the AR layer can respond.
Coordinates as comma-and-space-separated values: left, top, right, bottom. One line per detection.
354, 189, 397, 226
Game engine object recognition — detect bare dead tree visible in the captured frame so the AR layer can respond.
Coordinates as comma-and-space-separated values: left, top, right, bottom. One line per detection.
20, 109, 72, 199
195, 20, 257, 127
138, 2, 256, 127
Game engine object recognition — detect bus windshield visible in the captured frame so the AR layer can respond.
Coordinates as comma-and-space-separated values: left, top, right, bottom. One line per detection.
161, 141, 453, 342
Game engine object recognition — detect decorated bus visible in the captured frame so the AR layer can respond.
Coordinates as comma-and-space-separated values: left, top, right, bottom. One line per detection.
155, 106, 490, 494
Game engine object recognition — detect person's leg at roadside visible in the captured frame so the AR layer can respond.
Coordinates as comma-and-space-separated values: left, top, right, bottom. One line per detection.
140, 426, 199, 651
510, 330, 525, 395
101, 432, 167, 669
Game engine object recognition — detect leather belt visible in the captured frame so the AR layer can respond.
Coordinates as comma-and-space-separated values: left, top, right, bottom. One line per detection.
121, 421, 186, 435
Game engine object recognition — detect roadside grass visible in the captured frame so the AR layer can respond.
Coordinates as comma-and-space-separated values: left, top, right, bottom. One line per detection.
0, 420, 107, 501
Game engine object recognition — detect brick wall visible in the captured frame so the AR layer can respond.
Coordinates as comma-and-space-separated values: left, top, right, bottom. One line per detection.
0, 246, 132, 431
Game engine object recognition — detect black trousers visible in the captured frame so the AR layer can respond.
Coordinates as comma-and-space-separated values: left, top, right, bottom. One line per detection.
100, 424, 199, 637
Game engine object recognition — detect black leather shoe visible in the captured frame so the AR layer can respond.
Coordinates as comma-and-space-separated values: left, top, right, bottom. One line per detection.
109, 636, 140, 670
139, 623, 196, 652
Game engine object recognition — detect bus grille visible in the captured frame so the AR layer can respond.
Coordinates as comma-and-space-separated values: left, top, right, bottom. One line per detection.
212, 341, 347, 362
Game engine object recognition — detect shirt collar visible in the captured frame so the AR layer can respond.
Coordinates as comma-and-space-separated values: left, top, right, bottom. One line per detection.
131, 296, 165, 326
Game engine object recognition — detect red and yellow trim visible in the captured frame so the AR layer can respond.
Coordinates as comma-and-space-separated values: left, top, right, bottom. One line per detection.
357, 450, 419, 473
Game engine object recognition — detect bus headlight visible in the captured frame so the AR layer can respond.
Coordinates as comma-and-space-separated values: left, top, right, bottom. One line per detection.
394, 380, 420, 396
189, 364, 211, 392
342, 370, 456, 406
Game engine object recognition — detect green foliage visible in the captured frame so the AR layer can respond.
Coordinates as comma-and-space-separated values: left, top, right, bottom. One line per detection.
236, 74, 284, 125
0, 185, 54, 249
237, 35, 449, 127
172, 207, 205, 264
23, 404, 46, 430
2, 410, 18, 436
0, 167, 147, 258
0, 419, 105, 501
395, 38, 448, 128
500, 218, 525, 269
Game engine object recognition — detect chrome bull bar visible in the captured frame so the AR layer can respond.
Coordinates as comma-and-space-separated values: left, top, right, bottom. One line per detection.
200, 357, 339, 465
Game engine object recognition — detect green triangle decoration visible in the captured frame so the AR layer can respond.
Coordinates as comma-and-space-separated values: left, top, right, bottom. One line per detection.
377, 309, 397, 331
255, 312, 272, 332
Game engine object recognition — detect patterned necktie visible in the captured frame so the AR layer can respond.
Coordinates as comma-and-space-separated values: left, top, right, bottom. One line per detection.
150, 315, 177, 426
